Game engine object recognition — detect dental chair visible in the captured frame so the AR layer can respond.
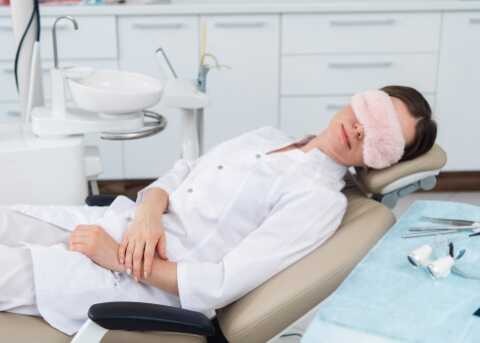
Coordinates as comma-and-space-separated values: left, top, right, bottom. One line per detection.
0, 144, 447, 343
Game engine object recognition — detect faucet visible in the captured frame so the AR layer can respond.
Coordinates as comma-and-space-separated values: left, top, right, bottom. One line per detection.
51, 16, 78, 118
52, 15, 78, 69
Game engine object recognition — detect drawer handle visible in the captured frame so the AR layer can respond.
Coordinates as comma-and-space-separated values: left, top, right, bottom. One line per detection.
0, 25, 13, 31
41, 24, 69, 31
326, 104, 347, 111
133, 22, 184, 29
4, 67, 49, 74
328, 61, 392, 68
330, 19, 395, 26
214, 21, 266, 28
469, 18, 480, 24
7, 110, 20, 117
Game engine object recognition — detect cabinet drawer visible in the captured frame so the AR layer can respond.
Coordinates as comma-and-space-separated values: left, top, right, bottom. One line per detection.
282, 12, 441, 54
0, 18, 15, 60
281, 53, 437, 95
201, 14, 280, 148
40, 16, 117, 61
118, 15, 199, 78
0, 62, 19, 102
0, 102, 21, 124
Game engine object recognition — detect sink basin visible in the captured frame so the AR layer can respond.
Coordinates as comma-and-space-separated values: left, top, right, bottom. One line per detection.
67, 69, 163, 115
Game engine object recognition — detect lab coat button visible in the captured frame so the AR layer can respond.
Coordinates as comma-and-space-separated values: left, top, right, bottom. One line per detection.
255, 154, 261, 159
187, 188, 193, 193
217, 165, 223, 170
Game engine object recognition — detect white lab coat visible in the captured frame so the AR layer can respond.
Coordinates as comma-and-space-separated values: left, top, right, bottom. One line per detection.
10, 126, 347, 335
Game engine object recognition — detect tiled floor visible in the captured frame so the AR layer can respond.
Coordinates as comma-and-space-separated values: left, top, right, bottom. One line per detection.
273, 191, 480, 342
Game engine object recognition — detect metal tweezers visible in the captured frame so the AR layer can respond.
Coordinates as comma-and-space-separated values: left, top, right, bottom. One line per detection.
402, 216, 480, 238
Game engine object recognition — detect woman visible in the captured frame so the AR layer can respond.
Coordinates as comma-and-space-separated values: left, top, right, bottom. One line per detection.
0, 86, 436, 335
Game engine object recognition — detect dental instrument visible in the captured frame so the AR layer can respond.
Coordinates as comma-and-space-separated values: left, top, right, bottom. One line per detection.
408, 241, 468, 279
402, 216, 480, 238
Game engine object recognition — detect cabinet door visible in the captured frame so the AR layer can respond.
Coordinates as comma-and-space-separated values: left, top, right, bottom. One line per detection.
0, 17, 15, 60
0, 102, 21, 124
200, 14, 280, 149
436, 12, 480, 171
40, 16, 117, 61
118, 15, 199, 179
282, 53, 437, 96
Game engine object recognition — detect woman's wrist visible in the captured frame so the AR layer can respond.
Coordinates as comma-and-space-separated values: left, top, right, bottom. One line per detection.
142, 187, 169, 213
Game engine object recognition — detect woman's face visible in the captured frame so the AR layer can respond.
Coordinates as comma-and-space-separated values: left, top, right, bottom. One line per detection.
324, 96, 417, 168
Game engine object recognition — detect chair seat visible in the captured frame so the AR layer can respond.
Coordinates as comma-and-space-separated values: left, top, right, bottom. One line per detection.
0, 312, 206, 343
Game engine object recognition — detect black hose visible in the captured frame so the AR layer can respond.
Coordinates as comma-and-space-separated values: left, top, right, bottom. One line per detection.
13, 0, 40, 92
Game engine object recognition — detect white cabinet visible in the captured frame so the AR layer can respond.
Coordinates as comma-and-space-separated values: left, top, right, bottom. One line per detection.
118, 15, 199, 179
117, 14, 280, 179
436, 11, 480, 171
280, 12, 441, 139
200, 14, 280, 149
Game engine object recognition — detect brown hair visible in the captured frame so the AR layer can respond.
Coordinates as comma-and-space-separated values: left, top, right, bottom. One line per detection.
381, 85, 437, 162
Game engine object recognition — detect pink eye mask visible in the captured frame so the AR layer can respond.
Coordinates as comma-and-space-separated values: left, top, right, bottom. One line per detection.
351, 90, 406, 169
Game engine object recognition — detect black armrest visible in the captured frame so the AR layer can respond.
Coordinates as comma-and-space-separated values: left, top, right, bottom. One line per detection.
88, 302, 215, 336
85, 194, 120, 207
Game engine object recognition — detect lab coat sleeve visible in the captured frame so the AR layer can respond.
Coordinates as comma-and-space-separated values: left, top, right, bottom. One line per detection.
176, 186, 347, 313
136, 157, 201, 203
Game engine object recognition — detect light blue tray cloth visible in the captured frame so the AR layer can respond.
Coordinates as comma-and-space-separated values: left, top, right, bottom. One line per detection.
302, 200, 480, 343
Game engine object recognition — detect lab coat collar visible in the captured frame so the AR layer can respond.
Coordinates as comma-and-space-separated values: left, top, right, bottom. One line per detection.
265, 131, 347, 183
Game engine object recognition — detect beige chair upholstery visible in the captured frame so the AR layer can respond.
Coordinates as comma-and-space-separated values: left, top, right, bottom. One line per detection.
0, 145, 447, 343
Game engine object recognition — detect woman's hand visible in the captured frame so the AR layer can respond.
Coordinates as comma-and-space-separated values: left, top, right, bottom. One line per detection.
118, 188, 169, 281
69, 224, 123, 273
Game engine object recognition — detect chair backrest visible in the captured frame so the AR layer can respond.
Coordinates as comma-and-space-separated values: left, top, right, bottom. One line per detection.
215, 144, 447, 343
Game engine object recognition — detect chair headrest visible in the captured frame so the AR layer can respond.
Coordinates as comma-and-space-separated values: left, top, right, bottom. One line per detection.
353, 144, 447, 194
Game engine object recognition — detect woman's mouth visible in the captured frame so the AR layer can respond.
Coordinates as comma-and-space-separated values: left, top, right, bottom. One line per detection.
341, 125, 351, 149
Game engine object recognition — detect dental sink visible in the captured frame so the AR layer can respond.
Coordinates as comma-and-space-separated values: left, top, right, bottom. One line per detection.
66, 69, 163, 115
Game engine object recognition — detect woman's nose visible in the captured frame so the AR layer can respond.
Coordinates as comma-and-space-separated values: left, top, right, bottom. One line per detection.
354, 123, 364, 140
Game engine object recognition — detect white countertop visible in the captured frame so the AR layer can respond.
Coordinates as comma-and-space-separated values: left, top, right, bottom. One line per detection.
1, 0, 480, 16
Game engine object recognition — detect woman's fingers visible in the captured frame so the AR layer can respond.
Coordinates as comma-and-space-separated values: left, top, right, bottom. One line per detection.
157, 235, 168, 261
124, 238, 136, 276
118, 236, 129, 265
132, 240, 145, 281
143, 240, 158, 278
69, 225, 90, 249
